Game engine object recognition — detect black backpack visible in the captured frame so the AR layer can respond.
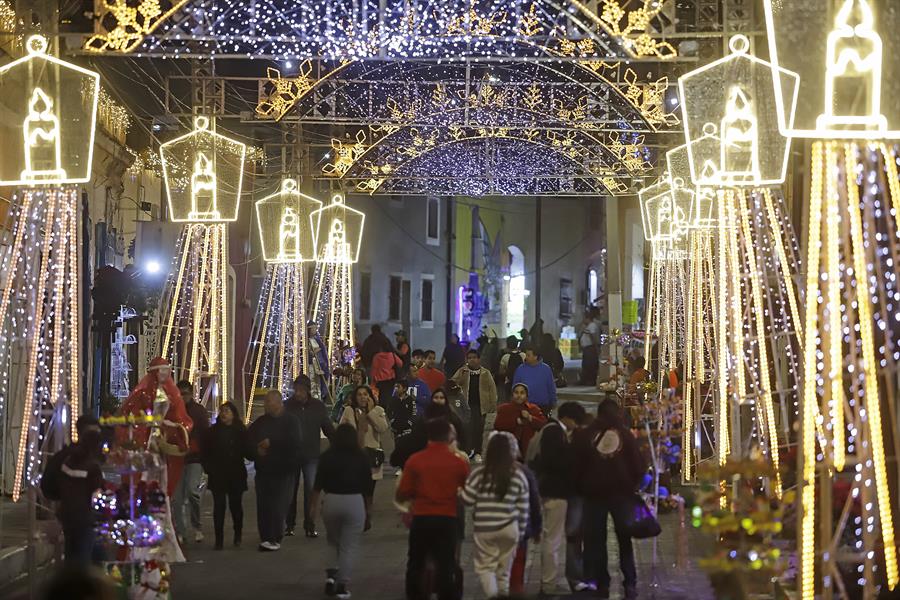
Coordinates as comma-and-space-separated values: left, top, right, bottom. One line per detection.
506, 352, 523, 385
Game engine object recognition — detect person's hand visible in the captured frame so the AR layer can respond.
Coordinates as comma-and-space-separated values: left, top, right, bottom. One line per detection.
520, 410, 532, 421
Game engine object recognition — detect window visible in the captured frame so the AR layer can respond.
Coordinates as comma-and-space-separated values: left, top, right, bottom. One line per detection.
559, 278, 574, 319
426, 196, 440, 245
389, 276, 402, 321
421, 276, 434, 326
359, 272, 371, 320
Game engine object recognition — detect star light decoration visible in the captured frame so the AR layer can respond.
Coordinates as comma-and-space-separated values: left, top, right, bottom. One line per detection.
309, 193, 365, 370
243, 179, 323, 422
763, 2, 900, 596
0, 35, 99, 501
156, 117, 247, 406
674, 34, 805, 504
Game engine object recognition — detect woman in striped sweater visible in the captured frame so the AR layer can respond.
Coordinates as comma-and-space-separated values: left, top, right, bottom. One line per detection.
460, 432, 530, 599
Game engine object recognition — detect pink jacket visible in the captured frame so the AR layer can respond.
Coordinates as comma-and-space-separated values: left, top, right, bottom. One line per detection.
371, 351, 402, 382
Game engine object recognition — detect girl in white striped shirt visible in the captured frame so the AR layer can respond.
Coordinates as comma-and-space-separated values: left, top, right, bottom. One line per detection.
461, 431, 530, 598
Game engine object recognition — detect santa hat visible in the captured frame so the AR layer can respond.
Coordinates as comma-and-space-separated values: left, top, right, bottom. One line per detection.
147, 357, 170, 371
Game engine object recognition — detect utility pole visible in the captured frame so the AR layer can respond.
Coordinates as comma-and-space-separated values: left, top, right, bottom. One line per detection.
534, 197, 542, 322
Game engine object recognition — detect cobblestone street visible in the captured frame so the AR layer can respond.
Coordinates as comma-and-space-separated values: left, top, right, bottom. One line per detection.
170, 469, 715, 600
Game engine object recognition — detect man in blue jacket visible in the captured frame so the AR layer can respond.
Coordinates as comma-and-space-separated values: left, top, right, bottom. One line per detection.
511, 345, 557, 416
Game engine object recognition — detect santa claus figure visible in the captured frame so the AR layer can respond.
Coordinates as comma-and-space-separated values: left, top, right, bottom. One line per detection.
120, 357, 193, 495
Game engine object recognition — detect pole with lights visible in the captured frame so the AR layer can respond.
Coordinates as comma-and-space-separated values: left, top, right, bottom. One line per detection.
309, 192, 365, 390
156, 116, 246, 407
0, 35, 98, 501
243, 179, 322, 421
763, 0, 900, 596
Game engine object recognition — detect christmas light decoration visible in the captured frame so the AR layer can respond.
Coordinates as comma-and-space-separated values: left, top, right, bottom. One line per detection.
763, 2, 900, 595
243, 180, 323, 421
310, 193, 365, 371
156, 117, 247, 405
0, 35, 98, 502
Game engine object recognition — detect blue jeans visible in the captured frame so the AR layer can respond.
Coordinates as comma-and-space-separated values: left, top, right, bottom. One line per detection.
287, 457, 319, 531
583, 498, 636, 589
172, 462, 203, 537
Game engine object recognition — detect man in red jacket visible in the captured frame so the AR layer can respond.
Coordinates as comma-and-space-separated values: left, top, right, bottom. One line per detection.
493, 383, 547, 456
396, 419, 469, 600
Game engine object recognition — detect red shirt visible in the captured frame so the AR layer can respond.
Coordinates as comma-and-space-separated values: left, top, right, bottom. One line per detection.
419, 367, 446, 393
493, 401, 547, 455
397, 442, 469, 517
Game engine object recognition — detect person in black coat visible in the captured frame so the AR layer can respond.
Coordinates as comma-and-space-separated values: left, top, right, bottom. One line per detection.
389, 391, 467, 469
247, 390, 302, 551
203, 401, 248, 549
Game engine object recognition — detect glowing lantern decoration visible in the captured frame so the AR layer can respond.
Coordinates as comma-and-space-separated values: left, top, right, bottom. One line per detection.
763, 0, 900, 139
160, 116, 247, 223
677, 34, 799, 187
666, 141, 717, 230
310, 193, 366, 376
0, 35, 99, 185
254, 178, 323, 263
764, 1, 900, 596
638, 175, 691, 242
243, 180, 324, 421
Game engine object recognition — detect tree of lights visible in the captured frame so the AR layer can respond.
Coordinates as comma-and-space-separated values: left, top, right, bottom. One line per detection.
675, 34, 805, 502
763, 0, 900, 596
156, 116, 246, 407
243, 179, 322, 422
309, 193, 365, 374
0, 35, 98, 501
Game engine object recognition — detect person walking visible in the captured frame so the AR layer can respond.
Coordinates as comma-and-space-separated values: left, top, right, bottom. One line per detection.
440, 333, 466, 378
360, 324, 392, 369
42, 416, 104, 565
529, 402, 588, 596
334, 367, 368, 422
396, 419, 470, 600
451, 349, 498, 463
494, 383, 547, 456
171, 380, 210, 545
498, 336, 524, 402
395, 329, 411, 378
407, 364, 432, 415
573, 398, 645, 599
203, 401, 248, 549
340, 385, 388, 526
389, 381, 418, 442
510, 454, 542, 596
512, 346, 558, 417
540, 333, 566, 384
309, 423, 373, 600
578, 309, 600, 386
247, 390, 302, 552
419, 350, 446, 393
371, 340, 402, 415
285, 374, 336, 538
460, 432, 530, 599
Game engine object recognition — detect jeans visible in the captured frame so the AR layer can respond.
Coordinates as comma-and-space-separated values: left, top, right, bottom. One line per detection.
566, 496, 585, 586
287, 457, 319, 531
63, 524, 95, 566
212, 489, 243, 545
583, 498, 636, 589
172, 462, 203, 537
580, 345, 598, 385
406, 516, 459, 600
255, 472, 292, 544
322, 493, 366, 585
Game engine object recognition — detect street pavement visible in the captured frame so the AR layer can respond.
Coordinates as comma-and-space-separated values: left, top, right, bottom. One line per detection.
170, 468, 715, 600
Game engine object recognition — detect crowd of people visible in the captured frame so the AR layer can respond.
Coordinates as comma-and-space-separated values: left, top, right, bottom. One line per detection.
42, 323, 653, 600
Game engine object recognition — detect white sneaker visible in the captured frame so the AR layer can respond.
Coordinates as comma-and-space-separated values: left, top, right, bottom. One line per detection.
194, 530, 204, 543
258, 541, 280, 551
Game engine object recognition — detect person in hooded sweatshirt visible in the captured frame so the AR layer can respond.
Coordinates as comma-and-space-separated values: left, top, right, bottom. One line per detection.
247, 390, 302, 552
284, 374, 336, 538
572, 397, 645, 599
203, 401, 248, 549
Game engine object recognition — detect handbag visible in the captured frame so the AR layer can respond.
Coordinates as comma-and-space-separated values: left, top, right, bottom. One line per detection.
623, 493, 661, 539
364, 447, 385, 469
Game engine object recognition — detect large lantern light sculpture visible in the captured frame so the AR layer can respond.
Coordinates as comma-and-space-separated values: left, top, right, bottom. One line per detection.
157, 116, 246, 406
244, 179, 322, 422
677, 33, 803, 500
763, 0, 900, 596
0, 35, 99, 500
309, 192, 365, 376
